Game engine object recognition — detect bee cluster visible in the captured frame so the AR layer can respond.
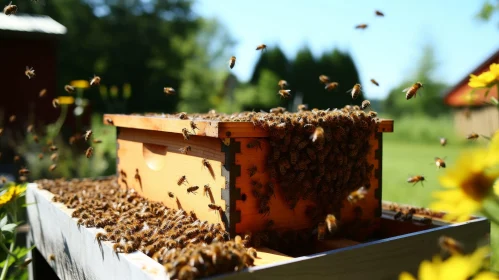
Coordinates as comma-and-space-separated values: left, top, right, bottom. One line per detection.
144, 104, 379, 224
35, 177, 255, 280
383, 202, 444, 222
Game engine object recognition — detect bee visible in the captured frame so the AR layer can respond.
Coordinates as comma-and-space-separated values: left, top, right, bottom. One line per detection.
375, 10, 384, 16
19, 257, 32, 269
325, 214, 338, 234
440, 137, 447, 146
181, 128, 191, 140
52, 99, 60, 108
48, 254, 55, 261
435, 157, 446, 169
355, 24, 368, 29
49, 164, 57, 172
39, 88, 47, 97
177, 175, 188, 186
92, 139, 102, 144
348, 186, 369, 204
297, 104, 308, 111
0, 177, 6, 184
229, 56, 236, 69
370, 79, 379, 86
49, 145, 58, 151
317, 222, 327, 240
256, 44, 267, 52
187, 186, 199, 194
64, 85, 75, 93
168, 192, 174, 198
50, 153, 58, 161
247, 139, 262, 150
179, 145, 191, 154
247, 165, 257, 177
438, 236, 464, 255
278, 80, 288, 89
347, 83, 362, 99
85, 147, 94, 158
84, 130, 92, 141
3, 2, 17, 15
26, 124, 34, 133
25, 66, 35, 79
361, 100, 371, 110
202, 158, 215, 179
90, 75, 101, 86
19, 168, 30, 175
407, 175, 425, 187
190, 121, 198, 132
467, 133, 479, 140
19, 176, 27, 182
310, 127, 324, 143
164, 87, 176, 95
203, 184, 211, 197
319, 75, 330, 84
325, 82, 339, 91
0, 128, 3, 136
8, 115, 16, 123
38, 153, 44, 160
402, 82, 423, 100
106, 118, 113, 124
208, 203, 222, 211
278, 89, 291, 98
13, 155, 20, 162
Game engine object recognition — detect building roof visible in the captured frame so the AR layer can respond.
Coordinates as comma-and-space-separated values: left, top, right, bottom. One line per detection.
443, 48, 499, 107
0, 13, 67, 35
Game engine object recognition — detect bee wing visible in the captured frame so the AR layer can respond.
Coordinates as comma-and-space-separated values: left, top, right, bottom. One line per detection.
480, 134, 491, 141
346, 88, 353, 93
402, 87, 411, 93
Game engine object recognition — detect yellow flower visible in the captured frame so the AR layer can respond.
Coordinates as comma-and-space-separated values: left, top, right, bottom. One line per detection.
70, 80, 90, 89
0, 187, 15, 208
12, 185, 26, 197
58, 96, 75, 105
468, 63, 499, 88
490, 63, 499, 79
430, 134, 499, 222
399, 246, 497, 280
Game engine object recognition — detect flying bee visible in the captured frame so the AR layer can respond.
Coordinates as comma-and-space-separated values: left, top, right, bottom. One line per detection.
64, 85, 75, 93
319, 75, 330, 84
355, 24, 368, 29
187, 186, 199, 194
467, 133, 479, 140
278, 89, 291, 98
84, 130, 92, 141
0, 177, 6, 184
8, 115, 15, 122
348, 186, 369, 204
247, 139, 262, 151
181, 128, 191, 140
229, 56, 236, 69
164, 87, 176, 95
407, 175, 425, 187
434, 157, 446, 169
370, 79, 379, 86
49, 145, 58, 151
278, 80, 288, 89
361, 100, 371, 110
52, 99, 60, 108
310, 127, 324, 143
375, 10, 384, 16
325, 214, 338, 234
85, 147, 94, 158
92, 139, 102, 144
39, 88, 47, 97
168, 192, 174, 198
256, 44, 267, 52
27, 124, 34, 133
38, 153, 44, 160
49, 164, 57, 172
19, 168, 29, 176
325, 82, 339, 91
438, 236, 464, 256
13, 155, 20, 162
347, 83, 362, 99
3, 2, 17, 15
50, 153, 58, 161
440, 137, 447, 146
90, 75, 101, 86
25, 66, 35, 79
179, 145, 191, 154
177, 175, 188, 186
402, 82, 423, 100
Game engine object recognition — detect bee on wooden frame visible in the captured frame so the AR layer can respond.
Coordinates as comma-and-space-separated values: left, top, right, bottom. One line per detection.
177, 175, 188, 186
190, 121, 199, 133
187, 186, 199, 194
347, 186, 369, 204
203, 184, 211, 198
181, 128, 192, 140
247, 165, 257, 177
202, 158, 215, 179
247, 139, 262, 151
179, 145, 191, 155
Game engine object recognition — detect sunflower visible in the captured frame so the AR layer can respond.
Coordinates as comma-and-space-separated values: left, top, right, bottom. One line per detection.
430, 132, 499, 222
0, 185, 26, 208
468, 63, 499, 89
399, 246, 498, 280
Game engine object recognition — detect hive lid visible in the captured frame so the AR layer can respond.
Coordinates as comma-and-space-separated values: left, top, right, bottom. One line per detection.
103, 114, 394, 138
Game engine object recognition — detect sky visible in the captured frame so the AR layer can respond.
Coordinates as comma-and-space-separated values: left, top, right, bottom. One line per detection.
193, 0, 499, 100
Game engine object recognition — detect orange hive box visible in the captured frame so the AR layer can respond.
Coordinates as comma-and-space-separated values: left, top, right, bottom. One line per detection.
103, 113, 393, 242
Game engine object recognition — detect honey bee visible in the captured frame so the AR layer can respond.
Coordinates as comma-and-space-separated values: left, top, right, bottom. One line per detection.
202, 158, 215, 179
375, 10, 384, 16
186, 186, 199, 194
440, 137, 447, 146
84, 130, 92, 141
208, 203, 222, 211
297, 104, 308, 111
26, 124, 34, 133
49, 145, 58, 151
438, 236, 464, 255
164, 87, 176, 95
19, 176, 27, 182
0, 177, 6, 184
50, 153, 58, 161
402, 82, 423, 100
325, 82, 339, 91
229, 56, 236, 69
407, 175, 425, 187
179, 145, 191, 154
361, 100, 371, 110
90, 75, 101, 86
0, 128, 3, 136
247, 139, 262, 150
190, 121, 198, 132
106, 118, 113, 124
310, 127, 324, 143
203, 184, 211, 197
25, 66, 35, 79
13, 155, 20, 162
278, 80, 288, 89
48, 254, 55, 261
278, 89, 291, 98
325, 214, 338, 233
49, 164, 57, 172
319, 75, 330, 84
467, 133, 479, 140
8, 115, 15, 123
92, 139, 102, 144
85, 147, 94, 158
177, 175, 188, 186
64, 85, 75, 93
39, 88, 47, 97
3, 2, 17, 15
370, 79, 379, 86
434, 157, 446, 169
52, 99, 60, 108
355, 24, 368, 29
181, 128, 191, 140
317, 222, 327, 240
19, 257, 32, 269
19, 168, 29, 176
256, 44, 267, 52
347, 83, 362, 99
38, 153, 44, 160
348, 186, 369, 204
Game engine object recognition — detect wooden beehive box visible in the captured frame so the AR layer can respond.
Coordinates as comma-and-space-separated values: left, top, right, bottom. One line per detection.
103, 113, 393, 241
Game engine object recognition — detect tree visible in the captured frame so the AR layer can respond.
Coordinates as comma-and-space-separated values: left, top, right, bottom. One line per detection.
476, 0, 499, 27
249, 47, 291, 85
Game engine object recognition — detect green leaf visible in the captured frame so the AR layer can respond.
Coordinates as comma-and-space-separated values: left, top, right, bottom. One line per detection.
2, 223, 17, 234
0, 215, 8, 229
485, 88, 491, 97
21, 202, 36, 207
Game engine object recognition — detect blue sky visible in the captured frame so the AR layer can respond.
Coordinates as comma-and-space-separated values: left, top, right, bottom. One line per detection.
193, 0, 499, 99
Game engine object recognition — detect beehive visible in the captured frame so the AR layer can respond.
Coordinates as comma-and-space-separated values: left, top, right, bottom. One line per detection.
103, 109, 393, 241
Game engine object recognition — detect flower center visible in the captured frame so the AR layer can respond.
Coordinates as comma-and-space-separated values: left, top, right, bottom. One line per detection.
461, 172, 495, 201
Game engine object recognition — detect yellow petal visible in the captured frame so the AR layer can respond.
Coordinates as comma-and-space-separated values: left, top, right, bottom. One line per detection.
398, 272, 417, 280
468, 246, 490, 273
474, 271, 499, 280
479, 72, 496, 84
494, 180, 499, 196
490, 63, 499, 79
419, 259, 439, 280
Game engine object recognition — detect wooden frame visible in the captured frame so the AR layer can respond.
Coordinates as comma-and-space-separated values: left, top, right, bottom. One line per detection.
27, 182, 490, 280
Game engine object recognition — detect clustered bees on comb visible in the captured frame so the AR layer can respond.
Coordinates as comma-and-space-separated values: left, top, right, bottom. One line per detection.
142, 104, 379, 225
36, 177, 255, 280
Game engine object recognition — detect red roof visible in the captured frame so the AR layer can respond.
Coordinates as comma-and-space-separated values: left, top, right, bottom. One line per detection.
444, 49, 499, 107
